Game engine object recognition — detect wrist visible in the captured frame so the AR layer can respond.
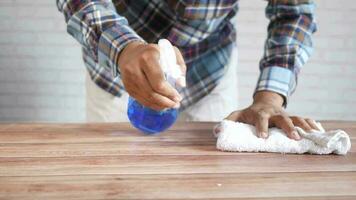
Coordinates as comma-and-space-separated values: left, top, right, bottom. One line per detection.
253, 90, 284, 107
118, 41, 146, 65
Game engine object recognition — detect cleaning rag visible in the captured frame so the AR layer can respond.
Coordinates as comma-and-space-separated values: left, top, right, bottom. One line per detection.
213, 120, 351, 155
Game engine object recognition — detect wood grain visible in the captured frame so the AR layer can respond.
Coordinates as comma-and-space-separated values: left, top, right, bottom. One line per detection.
0, 121, 355, 199
1, 172, 355, 199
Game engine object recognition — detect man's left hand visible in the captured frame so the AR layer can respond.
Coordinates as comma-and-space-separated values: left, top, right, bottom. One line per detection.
225, 91, 320, 140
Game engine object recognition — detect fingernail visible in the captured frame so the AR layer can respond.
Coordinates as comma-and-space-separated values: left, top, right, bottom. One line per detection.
260, 132, 268, 139
173, 103, 180, 108
174, 95, 182, 102
213, 124, 222, 136
292, 131, 301, 140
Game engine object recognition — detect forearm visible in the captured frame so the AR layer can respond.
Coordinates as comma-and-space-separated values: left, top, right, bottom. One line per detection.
255, 0, 317, 106
56, 0, 144, 77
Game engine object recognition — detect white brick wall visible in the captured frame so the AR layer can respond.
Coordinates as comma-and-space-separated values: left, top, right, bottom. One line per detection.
0, 0, 355, 122
0, 0, 85, 122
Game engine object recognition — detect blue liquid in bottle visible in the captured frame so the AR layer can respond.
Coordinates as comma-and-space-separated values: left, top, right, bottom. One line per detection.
127, 96, 178, 134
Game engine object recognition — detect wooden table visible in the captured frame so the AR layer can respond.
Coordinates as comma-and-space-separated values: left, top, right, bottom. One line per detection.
0, 121, 355, 199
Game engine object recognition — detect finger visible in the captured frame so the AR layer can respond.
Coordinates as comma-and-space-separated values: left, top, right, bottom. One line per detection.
130, 73, 179, 110
225, 111, 241, 121
255, 115, 269, 138
127, 87, 165, 111
141, 50, 182, 102
271, 115, 300, 140
213, 123, 222, 135
132, 90, 178, 111
290, 116, 312, 132
138, 78, 179, 109
174, 46, 187, 87
305, 118, 321, 131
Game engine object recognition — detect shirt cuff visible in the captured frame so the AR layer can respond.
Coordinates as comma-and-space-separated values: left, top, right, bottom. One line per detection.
254, 66, 297, 107
98, 24, 145, 78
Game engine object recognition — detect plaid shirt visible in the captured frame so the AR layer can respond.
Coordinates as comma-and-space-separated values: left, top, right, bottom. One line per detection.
57, 0, 316, 110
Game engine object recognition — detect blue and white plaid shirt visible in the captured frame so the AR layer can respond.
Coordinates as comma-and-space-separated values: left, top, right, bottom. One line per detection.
57, 0, 317, 109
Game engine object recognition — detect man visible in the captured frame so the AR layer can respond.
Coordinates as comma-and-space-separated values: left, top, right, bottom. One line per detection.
57, 0, 319, 140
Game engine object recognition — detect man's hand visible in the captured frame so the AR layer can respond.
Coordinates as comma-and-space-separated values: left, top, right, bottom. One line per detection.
225, 91, 320, 140
118, 41, 186, 111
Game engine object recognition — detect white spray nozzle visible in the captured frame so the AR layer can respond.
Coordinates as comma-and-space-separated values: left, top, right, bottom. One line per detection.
158, 39, 186, 88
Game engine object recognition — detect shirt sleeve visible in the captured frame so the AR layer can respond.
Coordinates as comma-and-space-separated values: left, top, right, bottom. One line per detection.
255, 0, 317, 107
56, 0, 145, 77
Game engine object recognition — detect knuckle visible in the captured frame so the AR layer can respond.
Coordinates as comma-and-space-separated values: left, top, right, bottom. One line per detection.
278, 116, 293, 127
122, 66, 136, 77
120, 64, 130, 73
305, 118, 313, 122
127, 70, 137, 78
153, 82, 166, 92
140, 51, 152, 61
280, 114, 289, 120
290, 116, 301, 124
290, 116, 298, 121
147, 46, 160, 55
296, 117, 305, 122
141, 47, 159, 60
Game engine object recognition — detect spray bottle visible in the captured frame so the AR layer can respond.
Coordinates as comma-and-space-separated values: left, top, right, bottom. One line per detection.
127, 39, 184, 134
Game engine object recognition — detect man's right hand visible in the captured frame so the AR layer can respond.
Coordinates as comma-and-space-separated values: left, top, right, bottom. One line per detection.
118, 41, 186, 111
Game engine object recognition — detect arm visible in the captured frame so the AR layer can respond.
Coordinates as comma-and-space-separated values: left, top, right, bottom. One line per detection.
57, 0, 185, 110
56, 0, 144, 77
226, 0, 318, 140
255, 0, 317, 106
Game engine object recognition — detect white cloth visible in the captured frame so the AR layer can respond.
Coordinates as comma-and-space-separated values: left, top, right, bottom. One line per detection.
85, 47, 239, 122
214, 120, 351, 155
